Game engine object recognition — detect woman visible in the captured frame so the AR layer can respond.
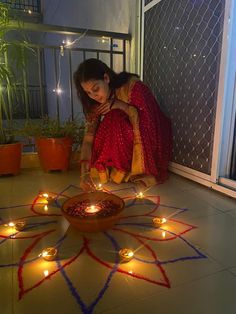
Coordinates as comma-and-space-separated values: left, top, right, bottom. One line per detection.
73, 58, 172, 191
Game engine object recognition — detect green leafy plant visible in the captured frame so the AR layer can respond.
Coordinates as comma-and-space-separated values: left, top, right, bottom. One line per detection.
22, 116, 85, 145
0, 2, 34, 144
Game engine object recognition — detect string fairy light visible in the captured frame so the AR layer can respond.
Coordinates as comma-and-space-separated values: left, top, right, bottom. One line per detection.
54, 29, 88, 95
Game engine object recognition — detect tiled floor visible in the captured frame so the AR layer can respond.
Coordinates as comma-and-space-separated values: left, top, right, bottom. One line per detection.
0, 169, 236, 314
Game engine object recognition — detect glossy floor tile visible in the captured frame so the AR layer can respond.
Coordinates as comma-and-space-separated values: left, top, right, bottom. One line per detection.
0, 170, 235, 314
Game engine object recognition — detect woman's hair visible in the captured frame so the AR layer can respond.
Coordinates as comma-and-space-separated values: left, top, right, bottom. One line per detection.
73, 58, 138, 116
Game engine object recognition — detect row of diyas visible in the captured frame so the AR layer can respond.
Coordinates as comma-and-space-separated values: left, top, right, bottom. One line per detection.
40, 187, 150, 202
5, 216, 168, 232
38, 247, 134, 263
38, 247, 134, 262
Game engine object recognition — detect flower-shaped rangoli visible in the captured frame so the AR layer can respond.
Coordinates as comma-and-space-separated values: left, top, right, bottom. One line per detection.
0, 184, 206, 313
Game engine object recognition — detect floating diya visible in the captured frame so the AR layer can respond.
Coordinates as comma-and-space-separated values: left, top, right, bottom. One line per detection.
40, 247, 58, 261
153, 217, 167, 227
84, 204, 101, 214
61, 191, 124, 233
119, 248, 134, 262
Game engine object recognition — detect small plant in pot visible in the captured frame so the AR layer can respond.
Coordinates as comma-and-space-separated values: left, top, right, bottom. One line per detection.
24, 116, 84, 172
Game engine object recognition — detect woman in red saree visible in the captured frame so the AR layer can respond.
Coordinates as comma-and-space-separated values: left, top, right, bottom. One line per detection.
73, 58, 172, 191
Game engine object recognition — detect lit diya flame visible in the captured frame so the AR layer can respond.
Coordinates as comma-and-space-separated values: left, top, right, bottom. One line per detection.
153, 217, 167, 227
8, 222, 15, 227
40, 247, 58, 261
96, 183, 103, 190
44, 205, 48, 211
119, 248, 134, 262
85, 205, 101, 214
136, 192, 144, 199
15, 221, 26, 231
39, 192, 54, 201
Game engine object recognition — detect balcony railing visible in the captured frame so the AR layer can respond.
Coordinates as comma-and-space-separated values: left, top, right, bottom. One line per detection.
3, 22, 131, 122
0, 0, 41, 13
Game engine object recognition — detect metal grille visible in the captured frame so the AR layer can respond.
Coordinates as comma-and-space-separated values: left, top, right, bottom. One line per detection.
145, 0, 154, 5
143, 0, 225, 174
0, 0, 41, 13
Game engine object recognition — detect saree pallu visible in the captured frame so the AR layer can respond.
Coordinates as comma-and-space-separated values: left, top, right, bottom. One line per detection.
90, 79, 172, 186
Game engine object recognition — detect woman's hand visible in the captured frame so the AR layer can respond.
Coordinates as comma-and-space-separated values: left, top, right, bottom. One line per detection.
80, 172, 96, 191
97, 98, 129, 116
96, 98, 115, 115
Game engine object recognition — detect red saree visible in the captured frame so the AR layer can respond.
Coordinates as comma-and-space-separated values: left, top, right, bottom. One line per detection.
89, 78, 172, 186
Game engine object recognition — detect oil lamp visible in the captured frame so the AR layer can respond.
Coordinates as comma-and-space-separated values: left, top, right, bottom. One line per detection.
96, 183, 103, 191
136, 192, 144, 199
153, 217, 167, 227
40, 247, 58, 261
15, 221, 26, 231
119, 248, 134, 262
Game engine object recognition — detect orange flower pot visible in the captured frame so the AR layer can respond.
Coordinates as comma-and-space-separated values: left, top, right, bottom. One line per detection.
36, 137, 73, 172
0, 142, 22, 175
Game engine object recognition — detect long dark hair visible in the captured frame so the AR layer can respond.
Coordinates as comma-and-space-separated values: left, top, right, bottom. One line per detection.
73, 58, 138, 116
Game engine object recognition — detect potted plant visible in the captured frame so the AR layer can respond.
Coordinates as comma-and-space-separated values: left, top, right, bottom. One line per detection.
0, 126, 22, 175
0, 3, 32, 175
23, 117, 84, 172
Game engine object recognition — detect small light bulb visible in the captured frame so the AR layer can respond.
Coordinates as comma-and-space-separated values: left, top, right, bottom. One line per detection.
8, 222, 15, 227
60, 45, 64, 56
53, 88, 62, 94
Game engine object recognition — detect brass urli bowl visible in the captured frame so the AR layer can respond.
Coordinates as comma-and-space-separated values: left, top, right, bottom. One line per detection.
61, 191, 125, 233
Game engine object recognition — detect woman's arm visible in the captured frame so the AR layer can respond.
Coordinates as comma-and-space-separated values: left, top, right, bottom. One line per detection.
96, 97, 140, 136
79, 116, 99, 190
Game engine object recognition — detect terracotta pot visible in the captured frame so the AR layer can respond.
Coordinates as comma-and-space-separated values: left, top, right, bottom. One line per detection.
0, 142, 22, 175
36, 137, 73, 172
62, 191, 125, 233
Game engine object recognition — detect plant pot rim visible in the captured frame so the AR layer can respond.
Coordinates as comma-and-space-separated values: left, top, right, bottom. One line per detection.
0, 141, 21, 146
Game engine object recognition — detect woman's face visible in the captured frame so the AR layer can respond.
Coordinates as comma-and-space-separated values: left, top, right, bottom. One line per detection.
81, 73, 110, 104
